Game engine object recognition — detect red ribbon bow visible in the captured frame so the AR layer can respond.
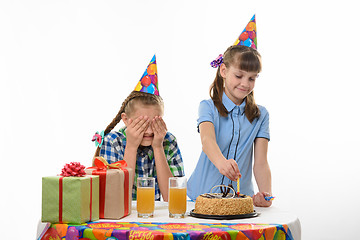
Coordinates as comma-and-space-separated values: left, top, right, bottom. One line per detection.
60, 162, 86, 177
93, 156, 127, 170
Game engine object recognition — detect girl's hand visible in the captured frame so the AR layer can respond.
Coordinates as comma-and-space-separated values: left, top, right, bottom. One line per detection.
151, 116, 167, 149
252, 192, 272, 207
125, 116, 150, 148
217, 159, 241, 181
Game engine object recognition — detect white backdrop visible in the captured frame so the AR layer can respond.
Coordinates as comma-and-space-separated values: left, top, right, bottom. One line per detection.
1, 0, 360, 239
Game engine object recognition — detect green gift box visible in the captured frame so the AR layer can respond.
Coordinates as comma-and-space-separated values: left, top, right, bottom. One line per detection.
42, 175, 99, 224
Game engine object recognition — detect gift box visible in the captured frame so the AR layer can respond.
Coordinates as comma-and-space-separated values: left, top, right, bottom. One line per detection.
85, 157, 133, 219
41, 175, 99, 224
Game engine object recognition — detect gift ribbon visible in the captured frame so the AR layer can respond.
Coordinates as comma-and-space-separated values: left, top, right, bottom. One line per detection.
94, 169, 107, 218
93, 156, 128, 169
90, 177, 93, 220
58, 176, 94, 223
59, 176, 64, 223
87, 157, 130, 218
123, 168, 129, 216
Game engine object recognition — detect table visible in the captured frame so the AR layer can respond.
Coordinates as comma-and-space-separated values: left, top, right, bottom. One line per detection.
37, 201, 301, 240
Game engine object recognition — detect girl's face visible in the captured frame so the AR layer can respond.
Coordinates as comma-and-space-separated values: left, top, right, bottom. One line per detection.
124, 104, 163, 146
220, 64, 258, 105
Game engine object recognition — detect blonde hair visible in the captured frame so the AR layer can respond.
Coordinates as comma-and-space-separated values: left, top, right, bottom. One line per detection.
94, 91, 164, 157
209, 45, 262, 123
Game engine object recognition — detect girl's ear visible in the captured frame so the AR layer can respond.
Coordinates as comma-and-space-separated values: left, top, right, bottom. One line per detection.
121, 113, 129, 126
220, 63, 227, 78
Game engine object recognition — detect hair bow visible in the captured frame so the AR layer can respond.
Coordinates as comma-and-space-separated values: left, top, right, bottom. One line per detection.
210, 54, 223, 68
92, 131, 104, 148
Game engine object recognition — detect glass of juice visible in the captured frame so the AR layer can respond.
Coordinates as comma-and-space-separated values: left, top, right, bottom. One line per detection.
168, 177, 187, 218
137, 177, 155, 218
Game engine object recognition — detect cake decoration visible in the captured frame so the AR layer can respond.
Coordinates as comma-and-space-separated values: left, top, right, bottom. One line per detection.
60, 162, 86, 177
201, 185, 233, 198
134, 55, 159, 96
237, 177, 240, 196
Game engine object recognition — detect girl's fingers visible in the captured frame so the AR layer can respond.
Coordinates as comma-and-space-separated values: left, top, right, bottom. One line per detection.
152, 117, 160, 133
230, 160, 240, 180
139, 119, 150, 133
131, 116, 149, 132
227, 169, 237, 181
158, 117, 167, 131
253, 193, 261, 206
152, 116, 167, 134
253, 192, 272, 207
129, 116, 143, 129
262, 192, 271, 197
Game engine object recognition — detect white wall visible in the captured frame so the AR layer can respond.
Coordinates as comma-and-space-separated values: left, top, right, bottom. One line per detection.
1, 0, 359, 239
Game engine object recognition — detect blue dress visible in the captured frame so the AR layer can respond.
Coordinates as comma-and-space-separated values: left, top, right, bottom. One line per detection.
187, 92, 270, 200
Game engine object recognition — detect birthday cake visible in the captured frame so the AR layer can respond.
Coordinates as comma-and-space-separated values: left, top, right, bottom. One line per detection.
193, 186, 254, 215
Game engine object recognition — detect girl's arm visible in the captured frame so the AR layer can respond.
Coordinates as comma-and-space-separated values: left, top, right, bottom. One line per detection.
122, 144, 138, 189
123, 116, 150, 188
152, 146, 173, 201
253, 137, 272, 207
199, 122, 240, 181
123, 144, 138, 173
152, 117, 173, 201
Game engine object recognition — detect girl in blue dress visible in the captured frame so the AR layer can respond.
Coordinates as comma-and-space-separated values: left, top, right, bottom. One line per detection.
187, 45, 272, 207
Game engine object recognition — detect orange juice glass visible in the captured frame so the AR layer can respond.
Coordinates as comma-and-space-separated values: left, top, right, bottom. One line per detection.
168, 177, 187, 218
137, 177, 155, 218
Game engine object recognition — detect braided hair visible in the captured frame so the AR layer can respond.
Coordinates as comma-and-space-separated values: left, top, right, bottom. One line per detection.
93, 91, 164, 157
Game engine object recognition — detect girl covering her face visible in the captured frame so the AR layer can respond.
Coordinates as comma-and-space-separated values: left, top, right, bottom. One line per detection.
94, 91, 184, 202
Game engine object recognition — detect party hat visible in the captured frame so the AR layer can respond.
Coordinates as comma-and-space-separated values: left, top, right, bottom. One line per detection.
210, 15, 257, 68
233, 14, 257, 49
134, 54, 159, 96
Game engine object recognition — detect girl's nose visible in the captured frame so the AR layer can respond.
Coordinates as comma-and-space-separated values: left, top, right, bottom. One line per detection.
241, 79, 250, 87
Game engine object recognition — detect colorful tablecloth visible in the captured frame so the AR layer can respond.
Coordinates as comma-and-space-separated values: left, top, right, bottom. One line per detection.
40, 221, 294, 240
38, 202, 301, 240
